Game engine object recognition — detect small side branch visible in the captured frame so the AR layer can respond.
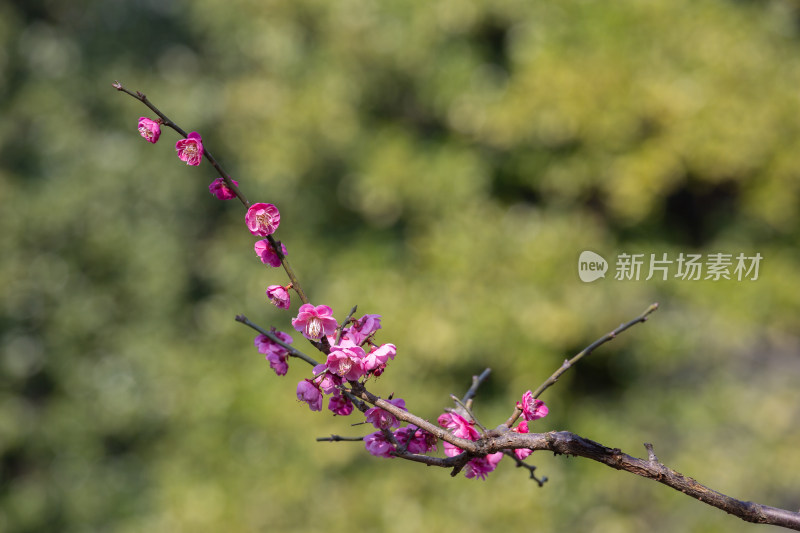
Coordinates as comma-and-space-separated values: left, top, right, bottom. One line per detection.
236, 314, 319, 367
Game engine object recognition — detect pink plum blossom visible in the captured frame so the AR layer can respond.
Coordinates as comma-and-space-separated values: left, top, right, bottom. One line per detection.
138, 117, 161, 143
254, 329, 293, 355
175, 131, 204, 166
292, 304, 338, 341
464, 452, 504, 480
517, 390, 549, 421
296, 379, 322, 411
438, 411, 480, 457
346, 314, 382, 344
364, 431, 395, 458
394, 425, 437, 454
254, 239, 287, 267
325, 346, 366, 381
266, 285, 291, 309
328, 391, 354, 416
254, 329, 292, 375
363, 343, 396, 373
265, 351, 289, 376
364, 398, 406, 429
209, 177, 239, 200
312, 364, 343, 395
245, 203, 281, 236
512, 420, 532, 460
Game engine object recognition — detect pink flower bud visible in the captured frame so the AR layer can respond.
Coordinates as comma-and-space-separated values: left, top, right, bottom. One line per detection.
175, 132, 204, 166
138, 117, 161, 143
245, 203, 281, 237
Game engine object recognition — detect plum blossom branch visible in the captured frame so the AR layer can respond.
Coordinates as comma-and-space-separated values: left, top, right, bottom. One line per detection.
112, 81, 249, 208
116, 83, 799, 530
113, 81, 311, 307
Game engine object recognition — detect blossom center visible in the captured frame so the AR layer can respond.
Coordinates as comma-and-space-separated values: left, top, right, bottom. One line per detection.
306, 317, 322, 339
256, 212, 272, 229
336, 358, 352, 376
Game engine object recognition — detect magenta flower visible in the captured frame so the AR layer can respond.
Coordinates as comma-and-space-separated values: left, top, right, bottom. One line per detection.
394, 425, 437, 454
512, 420, 532, 460
138, 117, 161, 143
254, 330, 292, 375
254, 329, 293, 355
209, 177, 239, 200
517, 391, 549, 421
175, 132, 204, 166
296, 379, 323, 411
325, 346, 366, 381
266, 285, 291, 309
464, 452, 504, 480
254, 239, 287, 267
364, 398, 406, 429
292, 304, 338, 341
245, 202, 281, 237
354, 314, 382, 336
364, 431, 395, 458
363, 343, 396, 373
265, 351, 289, 376
438, 411, 481, 457
438, 412, 480, 440
312, 364, 343, 395
328, 391, 354, 416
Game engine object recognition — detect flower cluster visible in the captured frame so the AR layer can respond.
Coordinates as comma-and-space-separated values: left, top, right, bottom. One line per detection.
433, 390, 548, 480
288, 305, 399, 416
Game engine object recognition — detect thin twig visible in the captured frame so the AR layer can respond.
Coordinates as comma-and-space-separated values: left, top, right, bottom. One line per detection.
504, 303, 659, 428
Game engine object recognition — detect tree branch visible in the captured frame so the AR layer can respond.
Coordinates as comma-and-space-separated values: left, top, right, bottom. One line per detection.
490, 431, 800, 531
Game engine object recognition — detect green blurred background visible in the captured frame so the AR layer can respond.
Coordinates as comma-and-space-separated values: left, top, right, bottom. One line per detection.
2, 0, 800, 531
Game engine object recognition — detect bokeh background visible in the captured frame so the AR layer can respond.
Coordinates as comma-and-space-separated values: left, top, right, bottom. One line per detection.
2, 0, 800, 531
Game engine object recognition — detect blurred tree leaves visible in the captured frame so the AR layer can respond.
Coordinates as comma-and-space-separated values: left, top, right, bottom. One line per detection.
2, 0, 800, 531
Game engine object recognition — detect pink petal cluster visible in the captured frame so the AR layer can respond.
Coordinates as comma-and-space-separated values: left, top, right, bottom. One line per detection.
364, 431, 395, 458
438, 411, 481, 458
512, 420, 532, 460
363, 343, 396, 375
312, 364, 343, 394
292, 304, 338, 341
364, 398, 406, 429
326, 346, 367, 381
517, 390, 549, 421
254, 239, 287, 267
328, 391, 354, 416
394, 425, 437, 454
254, 329, 293, 376
348, 314, 382, 344
138, 117, 161, 143
464, 453, 504, 480
245, 202, 281, 237
209, 177, 239, 200
296, 379, 322, 411
266, 285, 291, 309
175, 132, 204, 166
